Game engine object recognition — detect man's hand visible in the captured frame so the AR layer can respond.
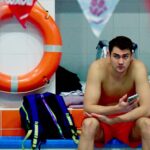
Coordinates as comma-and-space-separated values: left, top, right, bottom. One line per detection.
91, 113, 125, 124
84, 112, 116, 124
117, 94, 139, 113
84, 112, 92, 117
90, 113, 119, 125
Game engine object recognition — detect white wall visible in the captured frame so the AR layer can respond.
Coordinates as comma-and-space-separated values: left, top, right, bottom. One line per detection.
0, 0, 56, 109
56, 0, 150, 81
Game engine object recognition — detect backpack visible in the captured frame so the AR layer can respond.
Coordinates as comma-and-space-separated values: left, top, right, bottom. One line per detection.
19, 92, 79, 150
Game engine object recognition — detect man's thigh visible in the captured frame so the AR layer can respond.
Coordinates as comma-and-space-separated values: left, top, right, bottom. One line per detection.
130, 121, 141, 141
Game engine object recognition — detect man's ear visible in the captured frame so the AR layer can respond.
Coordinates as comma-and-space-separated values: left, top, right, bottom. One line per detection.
131, 53, 134, 60
107, 50, 110, 57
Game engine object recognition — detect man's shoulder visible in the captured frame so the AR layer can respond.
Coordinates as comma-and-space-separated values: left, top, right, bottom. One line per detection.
88, 59, 108, 77
130, 59, 147, 77
131, 59, 146, 69
90, 58, 108, 68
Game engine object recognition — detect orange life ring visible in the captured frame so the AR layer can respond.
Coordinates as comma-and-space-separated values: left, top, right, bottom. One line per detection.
0, 4, 62, 92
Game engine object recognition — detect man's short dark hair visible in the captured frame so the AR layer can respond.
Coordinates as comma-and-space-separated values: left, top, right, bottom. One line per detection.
109, 36, 133, 54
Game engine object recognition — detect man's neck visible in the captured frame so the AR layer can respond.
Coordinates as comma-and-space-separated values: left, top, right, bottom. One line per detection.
110, 66, 128, 81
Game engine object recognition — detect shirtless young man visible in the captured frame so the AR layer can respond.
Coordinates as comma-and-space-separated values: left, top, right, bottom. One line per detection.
78, 36, 150, 150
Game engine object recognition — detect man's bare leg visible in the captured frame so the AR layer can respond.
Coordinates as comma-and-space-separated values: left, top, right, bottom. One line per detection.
131, 117, 150, 150
78, 117, 103, 150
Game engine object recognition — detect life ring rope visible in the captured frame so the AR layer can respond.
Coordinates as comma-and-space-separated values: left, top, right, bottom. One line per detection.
44, 45, 62, 52
11, 76, 18, 92
3, 77, 54, 94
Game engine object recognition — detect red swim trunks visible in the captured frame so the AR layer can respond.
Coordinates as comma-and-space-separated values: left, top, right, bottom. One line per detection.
94, 115, 141, 148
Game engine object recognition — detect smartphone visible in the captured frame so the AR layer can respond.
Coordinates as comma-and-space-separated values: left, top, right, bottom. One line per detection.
127, 94, 139, 103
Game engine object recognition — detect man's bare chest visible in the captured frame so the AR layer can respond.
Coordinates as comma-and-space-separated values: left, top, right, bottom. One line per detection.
100, 80, 135, 105
102, 78, 135, 97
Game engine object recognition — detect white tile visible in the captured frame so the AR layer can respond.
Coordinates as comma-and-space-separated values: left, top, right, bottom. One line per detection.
113, 13, 140, 28
139, 13, 150, 28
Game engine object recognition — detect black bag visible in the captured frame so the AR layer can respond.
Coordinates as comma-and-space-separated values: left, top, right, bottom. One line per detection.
56, 66, 82, 94
19, 92, 79, 149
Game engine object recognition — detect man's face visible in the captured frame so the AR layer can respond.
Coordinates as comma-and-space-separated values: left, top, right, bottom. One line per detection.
109, 47, 133, 73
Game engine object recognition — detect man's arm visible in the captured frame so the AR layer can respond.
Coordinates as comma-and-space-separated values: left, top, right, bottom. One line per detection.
117, 61, 150, 122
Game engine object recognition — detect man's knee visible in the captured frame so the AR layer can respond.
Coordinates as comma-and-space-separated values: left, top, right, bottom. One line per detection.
81, 118, 100, 137
136, 117, 150, 135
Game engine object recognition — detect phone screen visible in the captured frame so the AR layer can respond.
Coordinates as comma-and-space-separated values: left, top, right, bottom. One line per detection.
127, 94, 138, 103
